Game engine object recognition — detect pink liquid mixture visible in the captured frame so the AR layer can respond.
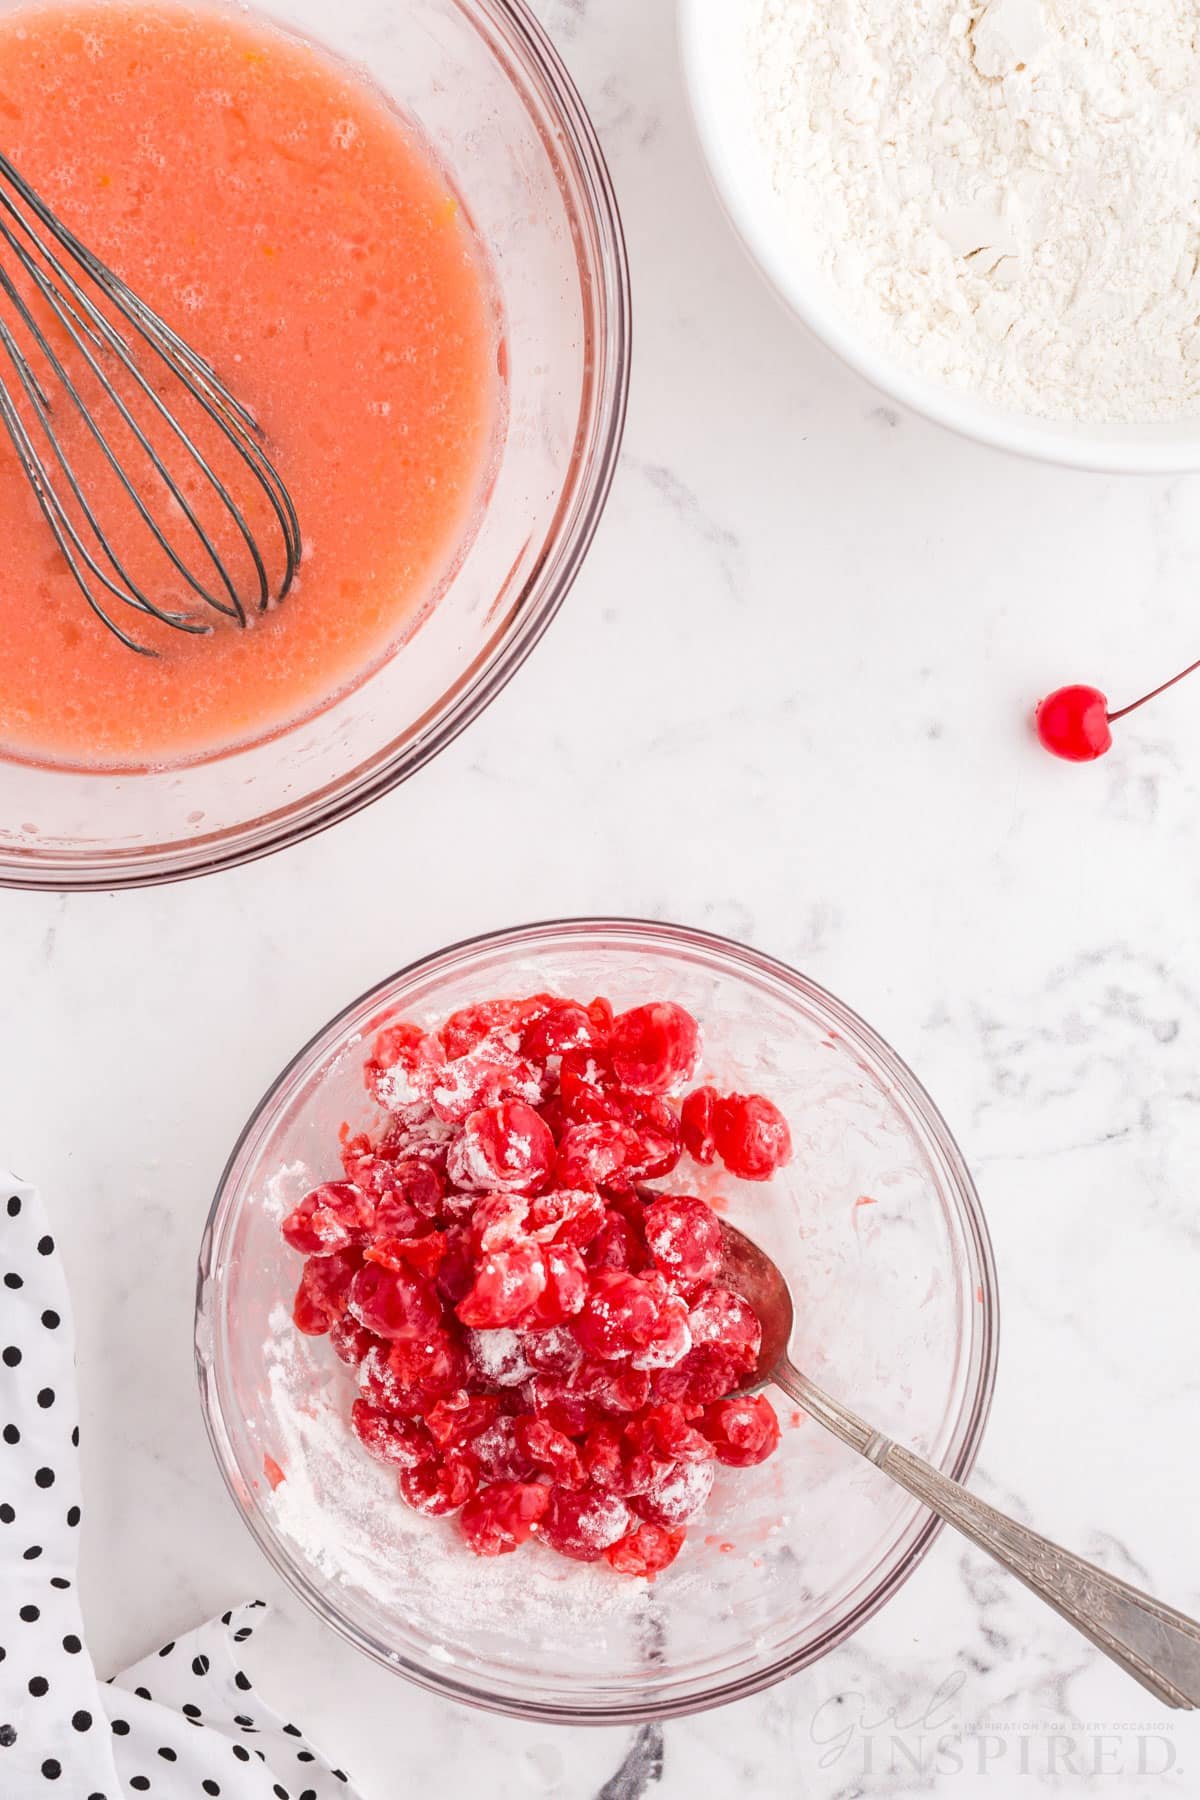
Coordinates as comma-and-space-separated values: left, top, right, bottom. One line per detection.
0, 0, 500, 767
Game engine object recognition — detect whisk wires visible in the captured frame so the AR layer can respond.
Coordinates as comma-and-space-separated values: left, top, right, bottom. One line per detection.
0, 150, 301, 654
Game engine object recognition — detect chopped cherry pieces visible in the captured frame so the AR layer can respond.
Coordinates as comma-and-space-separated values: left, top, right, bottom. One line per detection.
540, 1486, 631, 1561
447, 1099, 555, 1194
526, 1187, 606, 1249
347, 1262, 442, 1341
680, 1087, 718, 1164
629, 1291, 692, 1370
281, 1182, 374, 1257
609, 1003, 700, 1095
521, 1001, 605, 1061
434, 1226, 475, 1305
377, 1113, 454, 1174
712, 1092, 792, 1181
644, 1195, 723, 1290
521, 1324, 583, 1378
605, 1522, 686, 1577
528, 1245, 588, 1325
555, 1120, 643, 1191
575, 1360, 652, 1416
702, 1394, 781, 1467
425, 1390, 501, 1449
574, 1271, 665, 1360
280, 985, 791, 1575
350, 1399, 434, 1470
292, 1250, 360, 1335
617, 1094, 682, 1179
365, 1230, 447, 1280
689, 1285, 761, 1361
438, 1000, 525, 1059
527, 1375, 603, 1437
581, 1422, 626, 1492
652, 1341, 744, 1410
359, 1333, 466, 1415
459, 1479, 549, 1555
469, 1191, 532, 1253
365, 1022, 445, 1111
633, 1457, 715, 1526
328, 1315, 378, 1367
456, 1242, 547, 1329
399, 1448, 479, 1516
471, 1415, 536, 1482
625, 1402, 711, 1466
516, 1417, 585, 1488
379, 1159, 446, 1223
585, 1207, 647, 1273
430, 1039, 545, 1125
464, 1326, 532, 1388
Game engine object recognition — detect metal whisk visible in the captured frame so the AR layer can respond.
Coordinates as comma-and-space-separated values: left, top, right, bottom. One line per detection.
0, 150, 301, 654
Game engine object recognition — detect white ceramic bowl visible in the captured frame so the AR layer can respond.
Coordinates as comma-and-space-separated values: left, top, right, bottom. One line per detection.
679, 0, 1200, 474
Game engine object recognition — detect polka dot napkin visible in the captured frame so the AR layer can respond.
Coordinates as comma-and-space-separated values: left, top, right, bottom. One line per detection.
1, 1172, 365, 1799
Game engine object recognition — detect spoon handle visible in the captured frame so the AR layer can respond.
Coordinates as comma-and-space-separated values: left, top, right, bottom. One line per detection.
774, 1359, 1200, 1710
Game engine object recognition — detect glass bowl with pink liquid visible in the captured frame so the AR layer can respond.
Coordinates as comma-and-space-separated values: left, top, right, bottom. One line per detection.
0, 0, 628, 888
196, 917, 998, 1723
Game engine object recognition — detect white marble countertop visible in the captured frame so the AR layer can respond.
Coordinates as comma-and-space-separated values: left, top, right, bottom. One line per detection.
5, 0, 1200, 1792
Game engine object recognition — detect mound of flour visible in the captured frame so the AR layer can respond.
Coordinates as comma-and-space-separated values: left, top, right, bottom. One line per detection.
750, 0, 1200, 422
260, 1305, 657, 1666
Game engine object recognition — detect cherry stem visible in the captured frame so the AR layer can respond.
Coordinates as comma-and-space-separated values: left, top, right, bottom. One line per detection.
1108, 653, 1200, 722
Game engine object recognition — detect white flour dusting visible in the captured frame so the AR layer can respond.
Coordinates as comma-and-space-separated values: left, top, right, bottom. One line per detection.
750, 0, 1200, 422
261, 1306, 648, 1656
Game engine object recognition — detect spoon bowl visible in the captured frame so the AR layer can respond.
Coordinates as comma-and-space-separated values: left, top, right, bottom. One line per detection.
717, 1218, 795, 1388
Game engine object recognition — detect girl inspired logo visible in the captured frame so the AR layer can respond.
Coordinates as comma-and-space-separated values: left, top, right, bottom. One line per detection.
809, 1672, 1179, 1780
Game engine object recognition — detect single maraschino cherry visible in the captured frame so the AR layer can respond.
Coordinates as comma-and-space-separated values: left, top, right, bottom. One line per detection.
1036, 653, 1200, 762
1034, 685, 1112, 761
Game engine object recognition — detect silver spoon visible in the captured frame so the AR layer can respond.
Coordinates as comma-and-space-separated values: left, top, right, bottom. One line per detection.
719, 1219, 1200, 1709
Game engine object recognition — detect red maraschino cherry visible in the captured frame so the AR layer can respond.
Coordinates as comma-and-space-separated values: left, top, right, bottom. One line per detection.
1034, 685, 1112, 761
1036, 655, 1200, 761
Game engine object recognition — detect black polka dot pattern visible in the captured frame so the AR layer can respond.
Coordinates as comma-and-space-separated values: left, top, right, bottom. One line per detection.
1, 1176, 105, 1794
3, 1176, 361, 1798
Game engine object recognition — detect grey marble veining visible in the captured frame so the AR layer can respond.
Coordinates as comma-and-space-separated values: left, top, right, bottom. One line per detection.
3, 0, 1200, 1792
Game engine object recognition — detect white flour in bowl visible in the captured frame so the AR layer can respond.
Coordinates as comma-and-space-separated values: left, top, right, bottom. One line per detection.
750, 0, 1200, 422
262, 1305, 644, 1651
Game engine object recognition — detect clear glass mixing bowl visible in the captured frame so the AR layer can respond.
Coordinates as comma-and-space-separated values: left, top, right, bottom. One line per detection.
0, 0, 629, 888
196, 918, 999, 1723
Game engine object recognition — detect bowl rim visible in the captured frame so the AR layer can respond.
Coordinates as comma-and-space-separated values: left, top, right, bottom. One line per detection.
196, 915, 1000, 1724
0, 0, 631, 891
677, 0, 1200, 476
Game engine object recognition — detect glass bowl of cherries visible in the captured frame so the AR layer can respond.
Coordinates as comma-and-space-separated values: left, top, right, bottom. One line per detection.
196, 918, 997, 1722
